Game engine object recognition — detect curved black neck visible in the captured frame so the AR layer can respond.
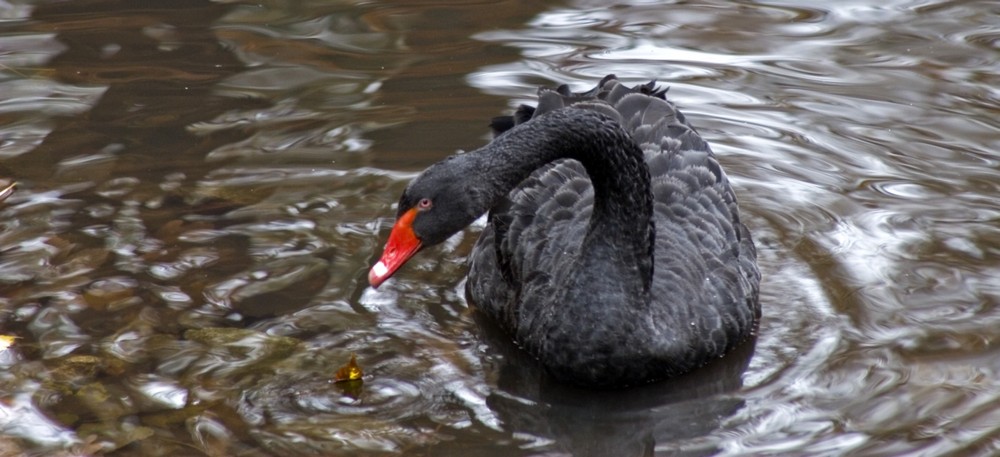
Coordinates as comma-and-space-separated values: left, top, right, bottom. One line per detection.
467, 107, 655, 290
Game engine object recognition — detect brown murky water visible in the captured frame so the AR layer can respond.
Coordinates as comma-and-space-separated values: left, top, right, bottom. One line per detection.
0, 0, 998, 455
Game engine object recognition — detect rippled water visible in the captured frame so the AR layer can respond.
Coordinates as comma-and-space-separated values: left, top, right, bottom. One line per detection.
0, 0, 998, 455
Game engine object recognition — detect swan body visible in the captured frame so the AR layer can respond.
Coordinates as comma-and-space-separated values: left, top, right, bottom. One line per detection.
370, 75, 760, 387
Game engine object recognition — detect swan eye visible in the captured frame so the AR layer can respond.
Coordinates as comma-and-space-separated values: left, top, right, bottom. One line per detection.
417, 198, 433, 210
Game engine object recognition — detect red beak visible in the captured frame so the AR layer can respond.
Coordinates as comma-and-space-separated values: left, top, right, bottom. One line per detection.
369, 208, 422, 288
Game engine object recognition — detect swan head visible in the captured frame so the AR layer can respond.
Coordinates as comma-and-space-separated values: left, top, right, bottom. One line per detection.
369, 155, 489, 288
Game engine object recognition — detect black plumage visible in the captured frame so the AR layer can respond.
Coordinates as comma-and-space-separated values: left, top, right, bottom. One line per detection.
373, 75, 760, 387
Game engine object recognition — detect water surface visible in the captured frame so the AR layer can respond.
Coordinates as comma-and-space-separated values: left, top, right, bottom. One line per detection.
0, 0, 998, 456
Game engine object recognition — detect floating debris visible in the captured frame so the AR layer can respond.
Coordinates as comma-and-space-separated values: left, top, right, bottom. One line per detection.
334, 354, 363, 383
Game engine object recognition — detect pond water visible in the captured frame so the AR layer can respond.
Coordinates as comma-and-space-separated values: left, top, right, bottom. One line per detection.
0, 0, 998, 455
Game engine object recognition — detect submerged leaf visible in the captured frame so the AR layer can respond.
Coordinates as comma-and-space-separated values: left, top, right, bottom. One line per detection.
334, 354, 363, 383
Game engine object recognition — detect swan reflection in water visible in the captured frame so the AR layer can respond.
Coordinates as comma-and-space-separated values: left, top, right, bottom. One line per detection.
476, 311, 756, 457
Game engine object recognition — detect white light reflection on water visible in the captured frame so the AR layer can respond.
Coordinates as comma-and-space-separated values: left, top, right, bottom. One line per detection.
0, 385, 81, 449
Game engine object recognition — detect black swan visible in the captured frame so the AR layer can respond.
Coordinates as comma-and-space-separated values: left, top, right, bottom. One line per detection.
369, 75, 760, 387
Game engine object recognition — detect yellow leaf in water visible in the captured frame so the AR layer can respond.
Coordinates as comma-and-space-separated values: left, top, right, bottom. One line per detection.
0, 335, 17, 351
334, 354, 364, 383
